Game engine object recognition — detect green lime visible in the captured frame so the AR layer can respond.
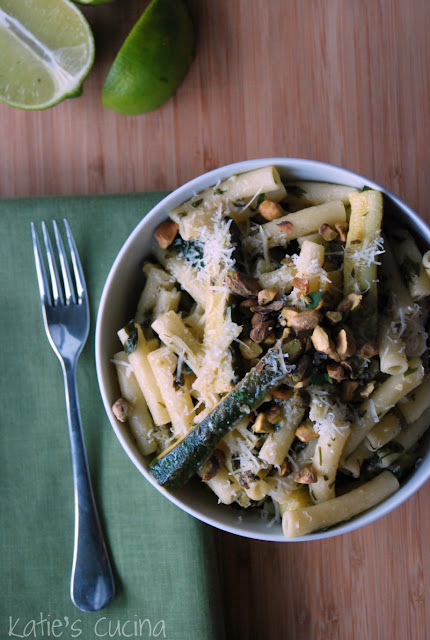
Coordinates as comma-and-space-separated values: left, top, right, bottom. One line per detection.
0, 0, 94, 110
102, 0, 195, 115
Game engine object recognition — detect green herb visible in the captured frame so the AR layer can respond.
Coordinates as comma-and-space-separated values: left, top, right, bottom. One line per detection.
305, 291, 323, 309
173, 237, 204, 268
191, 198, 203, 208
250, 192, 267, 212
257, 192, 266, 206
310, 372, 331, 385
318, 447, 322, 465
214, 188, 226, 195
123, 320, 138, 355
328, 480, 335, 490
404, 367, 418, 377
287, 184, 307, 198
323, 474, 329, 481
361, 185, 372, 192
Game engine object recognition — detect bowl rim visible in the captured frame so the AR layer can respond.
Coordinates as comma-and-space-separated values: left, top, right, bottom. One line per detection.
95, 157, 430, 541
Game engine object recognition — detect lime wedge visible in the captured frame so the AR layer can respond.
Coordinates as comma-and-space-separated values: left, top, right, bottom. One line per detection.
102, 0, 195, 115
0, 0, 94, 110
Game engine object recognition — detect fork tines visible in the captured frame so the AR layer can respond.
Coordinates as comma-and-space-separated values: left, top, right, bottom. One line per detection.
31, 219, 86, 308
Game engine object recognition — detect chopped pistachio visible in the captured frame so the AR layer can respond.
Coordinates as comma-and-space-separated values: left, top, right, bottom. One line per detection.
258, 199, 284, 221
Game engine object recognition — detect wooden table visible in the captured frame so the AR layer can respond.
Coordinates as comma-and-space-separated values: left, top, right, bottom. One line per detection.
2, 1, 429, 638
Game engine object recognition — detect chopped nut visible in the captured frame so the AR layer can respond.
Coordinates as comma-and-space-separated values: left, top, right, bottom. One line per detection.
266, 405, 282, 424
258, 199, 284, 221
326, 362, 348, 382
334, 221, 349, 242
359, 381, 376, 398
239, 338, 263, 360
272, 387, 293, 401
293, 465, 317, 484
336, 293, 362, 316
319, 223, 338, 242
250, 300, 284, 314
340, 380, 360, 403
240, 298, 256, 308
326, 311, 343, 324
295, 422, 319, 442
225, 271, 261, 297
252, 312, 266, 327
348, 293, 363, 310
202, 449, 226, 482
311, 325, 340, 361
292, 379, 311, 389
294, 354, 313, 381
112, 397, 132, 422
336, 297, 352, 315
154, 220, 179, 249
252, 412, 275, 433
276, 220, 294, 235
250, 320, 274, 343
336, 328, 356, 359
281, 308, 323, 331
290, 277, 310, 293
280, 458, 292, 477
257, 287, 278, 305
360, 341, 379, 359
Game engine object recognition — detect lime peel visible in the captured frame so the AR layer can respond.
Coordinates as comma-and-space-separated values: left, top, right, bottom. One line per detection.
102, 0, 195, 115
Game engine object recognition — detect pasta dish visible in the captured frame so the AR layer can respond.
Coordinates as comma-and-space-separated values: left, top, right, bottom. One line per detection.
111, 166, 430, 537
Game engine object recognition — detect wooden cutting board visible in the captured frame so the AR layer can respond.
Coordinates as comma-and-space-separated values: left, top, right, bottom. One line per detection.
1, 1, 429, 638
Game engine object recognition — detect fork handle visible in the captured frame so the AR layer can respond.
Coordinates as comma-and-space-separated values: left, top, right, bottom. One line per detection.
63, 363, 115, 612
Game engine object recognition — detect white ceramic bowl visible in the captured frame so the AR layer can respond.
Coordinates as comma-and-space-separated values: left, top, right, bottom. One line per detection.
95, 158, 430, 541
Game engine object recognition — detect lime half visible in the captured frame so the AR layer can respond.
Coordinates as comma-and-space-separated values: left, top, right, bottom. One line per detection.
102, 0, 195, 115
0, 0, 94, 110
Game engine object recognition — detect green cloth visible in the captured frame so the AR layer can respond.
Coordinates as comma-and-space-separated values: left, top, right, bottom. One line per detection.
0, 193, 225, 640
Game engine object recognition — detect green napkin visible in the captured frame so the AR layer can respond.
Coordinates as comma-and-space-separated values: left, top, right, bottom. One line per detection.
0, 193, 225, 640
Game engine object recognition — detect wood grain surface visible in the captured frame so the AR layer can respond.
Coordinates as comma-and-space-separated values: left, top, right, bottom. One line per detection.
1, 1, 429, 638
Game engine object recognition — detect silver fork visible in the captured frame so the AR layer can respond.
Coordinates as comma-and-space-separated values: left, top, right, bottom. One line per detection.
31, 219, 115, 612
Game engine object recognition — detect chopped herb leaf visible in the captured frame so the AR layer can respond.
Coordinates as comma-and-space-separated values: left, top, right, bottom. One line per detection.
250, 192, 267, 212
323, 474, 329, 481
361, 185, 372, 192
214, 188, 226, 195
256, 192, 266, 207
123, 320, 138, 355
173, 237, 204, 268
191, 198, 203, 208
287, 184, 307, 198
404, 367, 418, 377
318, 447, 322, 465
311, 372, 331, 385
305, 291, 323, 309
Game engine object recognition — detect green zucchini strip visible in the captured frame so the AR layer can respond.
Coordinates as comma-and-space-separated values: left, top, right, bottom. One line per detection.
150, 339, 304, 489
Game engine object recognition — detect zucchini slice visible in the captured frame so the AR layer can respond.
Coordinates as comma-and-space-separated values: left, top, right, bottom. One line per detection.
150, 339, 304, 488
